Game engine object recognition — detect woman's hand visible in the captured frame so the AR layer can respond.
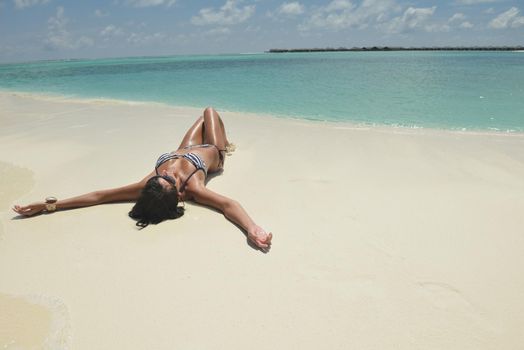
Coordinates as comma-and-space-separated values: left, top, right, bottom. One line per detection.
12, 202, 46, 216
248, 225, 273, 251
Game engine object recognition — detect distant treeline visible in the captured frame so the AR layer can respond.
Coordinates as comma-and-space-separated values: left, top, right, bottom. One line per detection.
268, 46, 524, 53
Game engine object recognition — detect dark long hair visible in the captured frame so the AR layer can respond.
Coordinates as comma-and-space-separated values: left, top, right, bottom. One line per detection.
129, 176, 184, 228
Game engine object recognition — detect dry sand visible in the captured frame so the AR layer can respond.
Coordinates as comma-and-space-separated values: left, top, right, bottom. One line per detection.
1, 92, 524, 349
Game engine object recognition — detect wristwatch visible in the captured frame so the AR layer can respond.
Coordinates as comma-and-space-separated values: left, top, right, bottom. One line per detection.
45, 196, 58, 212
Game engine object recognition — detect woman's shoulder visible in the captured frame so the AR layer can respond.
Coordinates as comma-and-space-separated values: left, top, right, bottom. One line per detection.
180, 171, 206, 196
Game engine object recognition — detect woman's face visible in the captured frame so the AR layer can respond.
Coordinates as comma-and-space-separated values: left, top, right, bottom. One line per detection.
158, 174, 176, 191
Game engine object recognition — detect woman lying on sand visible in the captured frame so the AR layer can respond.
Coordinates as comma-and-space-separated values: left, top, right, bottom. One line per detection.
13, 107, 272, 250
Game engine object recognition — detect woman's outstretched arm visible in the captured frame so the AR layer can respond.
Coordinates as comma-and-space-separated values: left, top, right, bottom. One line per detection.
190, 185, 273, 250
12, 172, 153, 217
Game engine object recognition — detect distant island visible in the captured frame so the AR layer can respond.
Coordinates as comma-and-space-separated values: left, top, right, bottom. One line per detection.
267, 46, 524, 53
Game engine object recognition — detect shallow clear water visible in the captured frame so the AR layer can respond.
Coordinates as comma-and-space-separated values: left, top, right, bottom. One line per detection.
1, 51, 523, 131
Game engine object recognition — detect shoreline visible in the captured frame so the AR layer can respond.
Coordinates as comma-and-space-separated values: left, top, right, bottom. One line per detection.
2, 90, 523, 136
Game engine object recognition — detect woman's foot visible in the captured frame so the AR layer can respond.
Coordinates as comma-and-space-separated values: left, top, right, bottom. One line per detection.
225, 142, 236, 156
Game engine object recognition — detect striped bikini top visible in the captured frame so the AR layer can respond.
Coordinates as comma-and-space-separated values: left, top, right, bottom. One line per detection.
155, 152, 208, 193
155, 152, 207, 176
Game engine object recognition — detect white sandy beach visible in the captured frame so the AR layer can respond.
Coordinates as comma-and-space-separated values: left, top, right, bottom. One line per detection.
1, 92, 524, 349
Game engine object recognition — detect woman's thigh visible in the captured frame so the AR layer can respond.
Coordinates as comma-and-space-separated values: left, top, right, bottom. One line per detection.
177, 116, 204, 149
202, 107, 227, 150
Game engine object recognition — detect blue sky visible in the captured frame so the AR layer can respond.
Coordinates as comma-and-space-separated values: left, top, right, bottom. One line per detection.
0, 0, 523, 62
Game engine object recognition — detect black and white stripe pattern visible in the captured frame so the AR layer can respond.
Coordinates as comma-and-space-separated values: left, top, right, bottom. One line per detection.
155, 152, 207, 176
182, 152, 206, 172
155, 152, 176, 169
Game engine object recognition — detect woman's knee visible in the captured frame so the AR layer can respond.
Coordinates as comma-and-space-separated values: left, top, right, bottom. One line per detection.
203, 106, 216, 115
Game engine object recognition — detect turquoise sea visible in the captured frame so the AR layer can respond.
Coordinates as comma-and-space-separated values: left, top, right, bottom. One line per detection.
1, 51, 523, 132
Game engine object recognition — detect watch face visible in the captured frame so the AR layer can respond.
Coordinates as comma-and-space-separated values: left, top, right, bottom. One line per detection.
45, 203, 57, 211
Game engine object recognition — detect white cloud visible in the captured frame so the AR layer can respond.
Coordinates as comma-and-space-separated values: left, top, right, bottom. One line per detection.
44, 6, 94, 50
204, 27, 231, 36
94, 9, 109, 17
455, 0, 499, 4
326, 0, 352, 12
301, 0, 399, 31
278, 2, 304, 16
14, 0, 49, 9
383, 6, 436, 34
448, 13, 465, 23
245, 24, 260, 32
448, 12, 473, 29
512, 16, 524, 28
100, 25, 124, 37
489, 7, 524, 29
127, 31, 166, 44
191, 0, 255, 26
425, 23, 450, 33
126, 0, 176, 7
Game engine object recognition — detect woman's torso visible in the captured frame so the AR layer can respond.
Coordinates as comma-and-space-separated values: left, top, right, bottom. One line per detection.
154, 144, 221, 196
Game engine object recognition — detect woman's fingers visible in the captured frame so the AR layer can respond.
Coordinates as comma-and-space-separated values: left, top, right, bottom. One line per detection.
257, 239, 269, 248
259, 232, 272, 244
12, 205, 24, 213
14, 206, 28, 215
12, 204, 40, 216
255, 232, 273, 249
